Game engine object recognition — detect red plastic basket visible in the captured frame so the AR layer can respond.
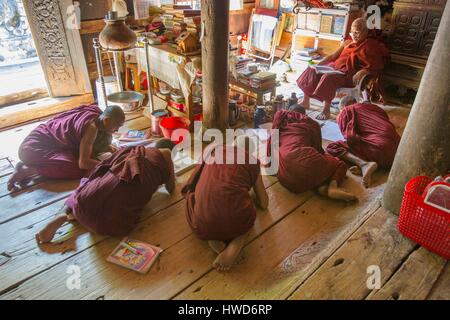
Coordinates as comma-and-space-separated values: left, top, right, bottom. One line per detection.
398, 176, 450, 259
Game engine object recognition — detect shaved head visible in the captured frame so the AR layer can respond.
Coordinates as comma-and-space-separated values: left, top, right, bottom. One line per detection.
289, 104, 306, 114
154, 138, 176, 151
100, 105, 125, 133
102, 105, 125, 122
350, 18, 368, 43
340, 95, 357, 109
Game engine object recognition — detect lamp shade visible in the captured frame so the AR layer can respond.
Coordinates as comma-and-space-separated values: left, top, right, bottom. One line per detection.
99, 11, 136, 51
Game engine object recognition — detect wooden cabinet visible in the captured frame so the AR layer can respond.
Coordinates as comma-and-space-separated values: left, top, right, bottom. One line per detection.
389, 0, 446, 58
384, 0, 446, 104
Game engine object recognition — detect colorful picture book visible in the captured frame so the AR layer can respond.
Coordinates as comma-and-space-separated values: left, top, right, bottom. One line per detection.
107, 237, 163, 274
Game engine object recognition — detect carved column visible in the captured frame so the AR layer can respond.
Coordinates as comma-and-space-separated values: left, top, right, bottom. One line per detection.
23, 0, 91, 97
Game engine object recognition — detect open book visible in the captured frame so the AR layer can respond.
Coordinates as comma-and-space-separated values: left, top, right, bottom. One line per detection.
107, 237, 163, 274
312, 65, 345, 76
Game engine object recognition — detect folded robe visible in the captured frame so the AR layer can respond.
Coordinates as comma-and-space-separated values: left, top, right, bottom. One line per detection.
18, 104, 109, 179
326, 103, 401, 168
65, 146, 170, 236
182, 145, 260, 242
269, 109, 347, 193
297, 37, 389, 103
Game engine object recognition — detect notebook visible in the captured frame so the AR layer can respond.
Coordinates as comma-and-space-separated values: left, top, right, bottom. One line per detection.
107, 237, 163, 274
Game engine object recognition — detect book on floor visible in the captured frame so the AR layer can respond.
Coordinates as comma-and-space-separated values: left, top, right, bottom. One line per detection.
107, 237, 163, 274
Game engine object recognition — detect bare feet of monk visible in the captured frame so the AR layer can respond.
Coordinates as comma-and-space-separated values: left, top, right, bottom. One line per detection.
349, 166, 362, 176
35, 214, 68, 244
360, 162, 378, 188
327, 180, 357, 202
300, 100, 310, 109
212, 235, 247, 272
208, 240, 227, 254
7, 162, 39, 191
7, 162, 26, 191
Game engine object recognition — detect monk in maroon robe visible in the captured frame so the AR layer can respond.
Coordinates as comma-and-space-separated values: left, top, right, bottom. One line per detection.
297, 18, 389, 120
7, 104, 125, 191
36, 139, 175, 242
270, 105, 356, 201
182, 143, 269, 271
326, 95, 401, 187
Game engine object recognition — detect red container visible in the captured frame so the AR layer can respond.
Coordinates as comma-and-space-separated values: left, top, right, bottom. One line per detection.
398, 176, 450, 259
159, 116, 190, 144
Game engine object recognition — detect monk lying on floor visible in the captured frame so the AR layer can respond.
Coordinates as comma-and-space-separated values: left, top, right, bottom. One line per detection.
182, 141, 269, 272
35, 139, 175, 243
296, 18, 389, 120
8, 104, 125, 191
270, 105, 357, 202
326, 94, 401, 188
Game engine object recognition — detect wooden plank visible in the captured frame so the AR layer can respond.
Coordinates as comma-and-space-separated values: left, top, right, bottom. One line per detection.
176, 172, 386, 300
0, 180, 79, 225
0, 169, 193, 295
427, 263, 450, 300
1, 181, 312, 299
0, 94, 94, 130
368, 247, 447, 300
0, 88, 48, 108
288, 207, 417, 300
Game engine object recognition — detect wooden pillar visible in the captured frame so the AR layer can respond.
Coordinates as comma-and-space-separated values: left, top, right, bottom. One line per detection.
201, 0, 230, 131
382, 3, 450, 214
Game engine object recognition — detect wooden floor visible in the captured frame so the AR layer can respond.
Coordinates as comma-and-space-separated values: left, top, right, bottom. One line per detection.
0, 107, 447, 300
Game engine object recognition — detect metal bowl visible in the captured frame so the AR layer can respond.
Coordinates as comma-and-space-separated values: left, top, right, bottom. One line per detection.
107, 91, 144, 112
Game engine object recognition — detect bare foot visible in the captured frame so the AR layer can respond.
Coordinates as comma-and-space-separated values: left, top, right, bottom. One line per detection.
212, 235, 247, 272
349, 166, 362, 176
7, 162, 26, 191
208, 240, 227, 254
300, 100, 310, 109
317, 185, 328, 196
36, 214, 68, 244
360, 162, 378, 188
316, 112, 330, 120
328, 184, 358, 202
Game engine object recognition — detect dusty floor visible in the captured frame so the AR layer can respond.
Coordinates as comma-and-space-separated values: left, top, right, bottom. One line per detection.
0, 104, 447, 300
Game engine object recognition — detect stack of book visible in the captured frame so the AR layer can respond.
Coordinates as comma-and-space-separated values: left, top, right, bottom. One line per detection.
249, 72, 277, 90
161, 4, 201, 35
230, 55, 254, 79
290, 48, 321, 72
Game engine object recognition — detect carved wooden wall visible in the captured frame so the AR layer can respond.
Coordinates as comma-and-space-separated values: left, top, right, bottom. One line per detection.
23, 0, 91, 97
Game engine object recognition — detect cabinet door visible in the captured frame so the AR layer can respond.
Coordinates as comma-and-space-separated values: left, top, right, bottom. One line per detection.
417, 10, 442, 56
389, 6, 427, 55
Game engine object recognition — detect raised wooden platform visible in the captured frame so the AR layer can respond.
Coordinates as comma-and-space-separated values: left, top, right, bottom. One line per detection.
0, 109, 447, 300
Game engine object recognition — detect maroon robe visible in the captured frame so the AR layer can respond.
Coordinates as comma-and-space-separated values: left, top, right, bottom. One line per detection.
270, 109, 347, 193
326, 103, 401, 168
297, 38, 389, 102
65, 146, 169, 236
182, 145, 260, 241
18, 104, 105, 179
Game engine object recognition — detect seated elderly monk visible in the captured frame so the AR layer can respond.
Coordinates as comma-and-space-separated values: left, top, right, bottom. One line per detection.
269, 104, 357, 202
182, 141, 269, 272
36, 139, 176, 243
326, 94, 401, 188
297, 18, 389, 120
7, 104, 125, 191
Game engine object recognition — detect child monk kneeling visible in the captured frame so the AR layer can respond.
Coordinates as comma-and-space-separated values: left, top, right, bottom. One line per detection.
182, 141, 269, 272
36, 139, 175, 243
